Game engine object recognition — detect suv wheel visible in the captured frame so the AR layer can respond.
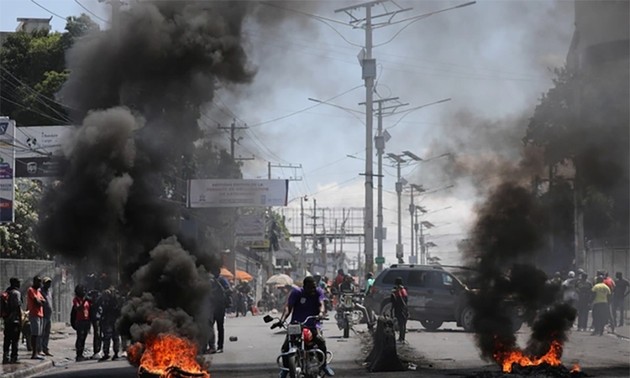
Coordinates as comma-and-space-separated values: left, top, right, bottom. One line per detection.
460, 306, 475, 332
420, 319, 443, 331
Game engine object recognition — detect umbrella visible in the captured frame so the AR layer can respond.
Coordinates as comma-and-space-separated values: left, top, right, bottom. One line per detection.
220, 267, 234, 280
236, 270, 253, 282
266, 273, 293, 286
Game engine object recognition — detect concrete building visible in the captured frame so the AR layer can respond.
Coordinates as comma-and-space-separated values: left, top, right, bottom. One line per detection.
1, 17, 53, 47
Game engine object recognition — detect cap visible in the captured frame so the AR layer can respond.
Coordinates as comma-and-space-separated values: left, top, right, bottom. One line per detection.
42, 277, 52, 283
567, 271, 575, 278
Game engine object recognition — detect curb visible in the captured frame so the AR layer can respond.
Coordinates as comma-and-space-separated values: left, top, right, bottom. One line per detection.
1, 360, 52, 378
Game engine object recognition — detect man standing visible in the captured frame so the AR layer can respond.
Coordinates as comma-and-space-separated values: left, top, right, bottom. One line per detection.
278, 276, 334, 377
575, 272, 593, 331
364, 272, 375, 296
27, 276, 46, 360
2, 278, 22, 364
390, 277, 409, 343
72, 285, 91, 362
591, 276, 612, 336
97, 288, 122, 361
208, 267, 230, 354
39, 277, 53, 357
612, 272, 629, 327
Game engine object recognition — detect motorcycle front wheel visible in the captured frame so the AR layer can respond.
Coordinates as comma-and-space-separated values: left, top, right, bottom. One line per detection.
287, 354, 298, 378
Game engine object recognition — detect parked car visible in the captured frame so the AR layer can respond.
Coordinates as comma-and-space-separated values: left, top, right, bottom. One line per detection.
363, 264, 523, 332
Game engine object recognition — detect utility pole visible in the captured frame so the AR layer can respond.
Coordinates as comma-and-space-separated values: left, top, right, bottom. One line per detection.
335, 1, 412, 276
219, 120, 253, 161
367, 97, 408, 272
268, 162, 302, 275
408, 184, 424, 263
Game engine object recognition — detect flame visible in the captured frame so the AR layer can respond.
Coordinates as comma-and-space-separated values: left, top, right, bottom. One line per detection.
128, 334, 210, 378
493, 339, 564, 373
570, 363, 581, 373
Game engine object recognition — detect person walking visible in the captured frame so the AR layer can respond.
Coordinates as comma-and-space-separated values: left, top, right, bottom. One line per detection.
390, 277, 409, 343
27, 276, 46, 360
39, 277, 53, 357
72, 285, 91, 362
612, 272, 629, 327
97, 288, 122, 361
591, 276, 611, 336
574, 272, 593, 331
87, 288, 102, 359
2, 278, 22, 364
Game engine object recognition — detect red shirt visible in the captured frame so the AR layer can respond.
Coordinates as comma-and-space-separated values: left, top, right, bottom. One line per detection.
603, 277, 616, 291
72, 296, 90, 321
27, 287, 45, 318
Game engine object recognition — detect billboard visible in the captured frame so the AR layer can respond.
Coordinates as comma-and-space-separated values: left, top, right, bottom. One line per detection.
14, 125, 73, 180
187, 179, 288, 208
0, 117, 15, 223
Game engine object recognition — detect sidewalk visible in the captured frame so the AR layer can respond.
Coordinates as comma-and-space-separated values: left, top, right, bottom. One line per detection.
1, 322, 77, 378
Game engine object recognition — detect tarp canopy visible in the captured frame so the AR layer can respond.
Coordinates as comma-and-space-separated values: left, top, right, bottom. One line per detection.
236, 270, 253, 282
220, 267, 234, 280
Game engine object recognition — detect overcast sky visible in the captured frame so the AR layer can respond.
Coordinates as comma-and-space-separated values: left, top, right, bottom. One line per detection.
0, 0, 576, 267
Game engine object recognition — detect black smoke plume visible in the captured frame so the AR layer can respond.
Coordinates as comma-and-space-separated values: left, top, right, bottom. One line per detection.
36, 0, 261, 359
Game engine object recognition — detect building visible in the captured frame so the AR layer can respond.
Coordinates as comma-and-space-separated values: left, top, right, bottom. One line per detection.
1, 17, 52, 47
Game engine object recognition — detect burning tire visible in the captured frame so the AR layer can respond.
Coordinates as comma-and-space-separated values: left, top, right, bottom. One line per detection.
419, 319, 443, 331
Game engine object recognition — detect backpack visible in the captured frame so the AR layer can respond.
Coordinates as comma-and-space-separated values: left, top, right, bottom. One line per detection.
211, 277, 232, 309
0, 290, 10, 318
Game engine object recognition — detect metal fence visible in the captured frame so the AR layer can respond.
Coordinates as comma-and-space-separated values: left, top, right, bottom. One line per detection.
585, 246, 630, 310
0, 259, 77, 326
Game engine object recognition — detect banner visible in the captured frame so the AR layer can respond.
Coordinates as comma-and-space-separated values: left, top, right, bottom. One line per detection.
0, 117, 15, 223
187, 179, 288, 208
14, 125, 73, 180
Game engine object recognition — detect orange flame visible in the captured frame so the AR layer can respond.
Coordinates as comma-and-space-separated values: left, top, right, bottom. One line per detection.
127, 334, 210, 378
571, 363, 581, 373
493, 339, 564, 373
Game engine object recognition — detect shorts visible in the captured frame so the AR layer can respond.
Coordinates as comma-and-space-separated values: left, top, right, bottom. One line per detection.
29, 316, 43, 336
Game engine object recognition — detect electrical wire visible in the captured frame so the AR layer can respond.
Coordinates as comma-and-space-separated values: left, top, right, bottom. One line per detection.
30, 0, 67, 21
248, 84, 363, 128
74, 0, 110, 24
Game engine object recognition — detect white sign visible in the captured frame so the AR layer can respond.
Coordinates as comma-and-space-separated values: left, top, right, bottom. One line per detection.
235, 213, 266, 242
14, 125, 73, 180
187, 179, 288, 208
0, 117, 15, 223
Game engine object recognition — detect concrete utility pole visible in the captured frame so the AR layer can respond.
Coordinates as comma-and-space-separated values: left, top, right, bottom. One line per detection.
367, 97, 408, 272
408, 183, 424, 263
387, 151, 422, 263
335, 1, 412, 276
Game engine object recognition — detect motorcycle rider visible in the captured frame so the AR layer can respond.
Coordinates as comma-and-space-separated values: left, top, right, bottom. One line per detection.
278, 276, 334, 377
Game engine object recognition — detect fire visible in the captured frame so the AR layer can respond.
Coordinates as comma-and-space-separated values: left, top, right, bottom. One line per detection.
493, 339, 567, 373
128, 334, 210, 378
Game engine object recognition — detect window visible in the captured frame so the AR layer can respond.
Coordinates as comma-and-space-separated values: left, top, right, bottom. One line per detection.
381, 270, 409, 285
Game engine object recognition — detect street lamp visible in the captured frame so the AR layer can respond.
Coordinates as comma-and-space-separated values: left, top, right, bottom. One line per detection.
419, 220, 435, 265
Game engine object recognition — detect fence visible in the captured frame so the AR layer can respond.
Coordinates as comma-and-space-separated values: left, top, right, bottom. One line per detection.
585, 245, 630, 311
0, 259, 77, 327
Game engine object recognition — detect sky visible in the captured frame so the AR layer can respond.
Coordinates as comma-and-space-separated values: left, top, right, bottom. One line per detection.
0, 0, 576, 268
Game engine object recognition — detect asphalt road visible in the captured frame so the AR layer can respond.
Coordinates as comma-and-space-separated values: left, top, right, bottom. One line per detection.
30, 312, 630, 378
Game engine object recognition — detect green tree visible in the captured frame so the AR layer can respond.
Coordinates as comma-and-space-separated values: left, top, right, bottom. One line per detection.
0, 179, 47, 259
0, 14, 99, 126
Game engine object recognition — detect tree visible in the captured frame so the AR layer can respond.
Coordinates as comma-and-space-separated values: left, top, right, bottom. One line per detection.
0, 179, 48, 259
0, 14, 99, 126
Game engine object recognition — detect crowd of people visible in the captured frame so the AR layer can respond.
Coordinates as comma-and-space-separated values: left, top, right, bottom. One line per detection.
553, 269, 629, 335
1, 273, 126, 365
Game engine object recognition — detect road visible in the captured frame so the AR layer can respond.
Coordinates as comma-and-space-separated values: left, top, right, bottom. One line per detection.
31, 313, 630, 378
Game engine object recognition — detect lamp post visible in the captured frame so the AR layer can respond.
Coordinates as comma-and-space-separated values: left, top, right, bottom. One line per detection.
408, 183, 425, 263
419, 220, 435, 265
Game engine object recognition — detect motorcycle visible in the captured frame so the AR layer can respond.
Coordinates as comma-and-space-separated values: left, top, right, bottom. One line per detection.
334, 292, 372, 338
263, 314, 333, 378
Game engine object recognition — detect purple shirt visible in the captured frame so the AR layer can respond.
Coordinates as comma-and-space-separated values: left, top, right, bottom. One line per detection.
288, 286, 325, 329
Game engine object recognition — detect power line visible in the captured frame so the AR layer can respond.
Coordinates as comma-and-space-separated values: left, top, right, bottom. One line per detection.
30, 0, 67, 21
74, 0, 110, 24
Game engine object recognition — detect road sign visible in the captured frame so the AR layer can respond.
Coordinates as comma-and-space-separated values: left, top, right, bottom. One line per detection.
375, 256, 385, 264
